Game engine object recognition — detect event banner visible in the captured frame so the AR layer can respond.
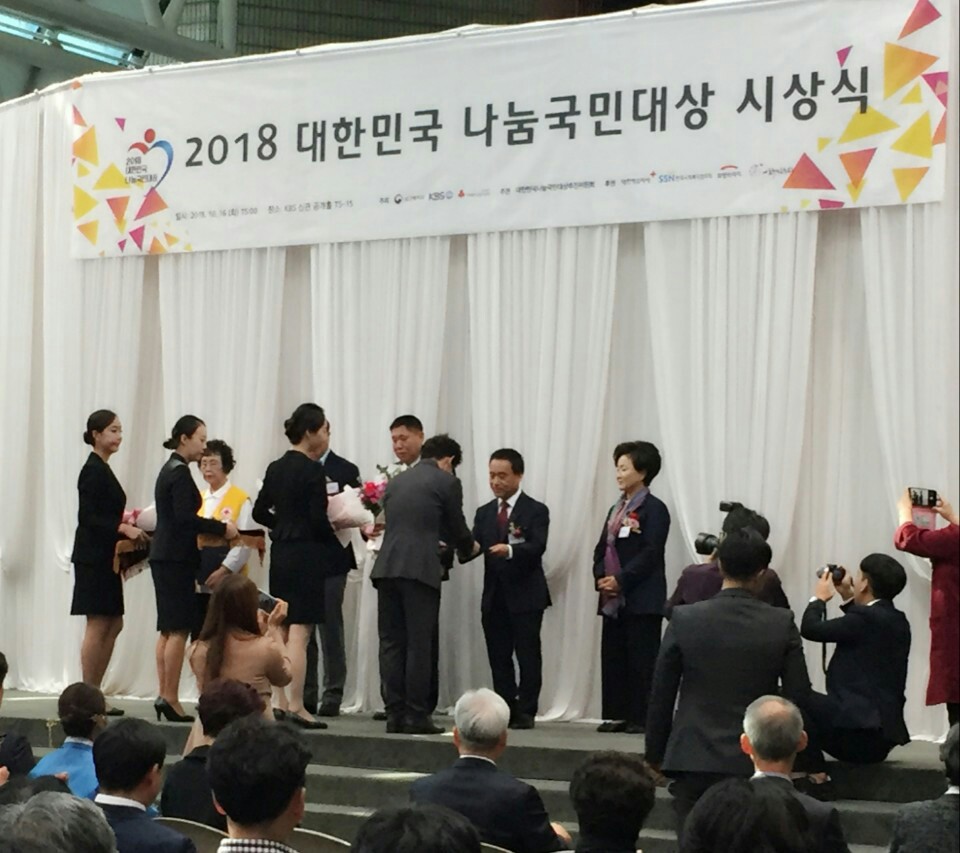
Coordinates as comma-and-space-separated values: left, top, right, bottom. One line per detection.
68, 0, 950, 257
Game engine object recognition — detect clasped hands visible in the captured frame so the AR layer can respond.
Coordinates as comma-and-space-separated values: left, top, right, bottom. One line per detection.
597, 576, 621, 595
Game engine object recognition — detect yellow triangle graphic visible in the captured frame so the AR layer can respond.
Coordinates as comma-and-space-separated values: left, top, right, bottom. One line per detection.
893, 167, 929, 201
115, 217, 127, 234
77, 163, 90, 177
800, 199, 811, 209
847, 180, 866, 202
900, 83, 922, 104
779, 205, 789, 213
93, 163, 129, 190
72, 126, 99, 166
891, 112, 933, 159
164, 232, 180, 246
185, 243, 193, 251
73, 185, 98, 220
838, 107, 899, 143
77, 220, 99, 245
817, 137, 832, 152
884, 42, 938, 99
148, 236, 166, 254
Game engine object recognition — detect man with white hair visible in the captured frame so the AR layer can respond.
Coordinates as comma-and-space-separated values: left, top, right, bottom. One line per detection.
741, 695, 850, 853
410, 688, 570, 853
0, 790, 117, 853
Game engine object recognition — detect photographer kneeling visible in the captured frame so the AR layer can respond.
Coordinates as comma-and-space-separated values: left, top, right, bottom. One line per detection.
798, 555, 911, 782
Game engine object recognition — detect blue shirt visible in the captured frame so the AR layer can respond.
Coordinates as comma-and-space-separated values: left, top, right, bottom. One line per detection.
29, 738, 98, 799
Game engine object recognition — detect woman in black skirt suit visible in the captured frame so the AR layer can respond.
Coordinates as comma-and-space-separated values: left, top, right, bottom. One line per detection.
71, 410, 147, 710
253, 403, 346, 729
151, 415, 238, 721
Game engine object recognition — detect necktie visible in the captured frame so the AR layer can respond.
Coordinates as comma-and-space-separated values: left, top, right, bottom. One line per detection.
496, 500, 509, 541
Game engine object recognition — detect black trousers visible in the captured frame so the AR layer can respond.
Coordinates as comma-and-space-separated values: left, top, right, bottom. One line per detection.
668, 772, 733, 844
797, 690, 895, 772
481, 584, 544, 718
304, 573, 347, 711
377, 577, 441, 719
600, 612, 662, 725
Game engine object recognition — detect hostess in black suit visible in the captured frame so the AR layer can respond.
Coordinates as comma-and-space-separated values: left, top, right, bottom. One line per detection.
799, 557, 911, 771
592, 443, 671, 731
410, 757, 564, 853
253, 449, 346, 625
150, 452, 226, 633
98, 800, 197, 853
473, 466, 551, 725
304, 447, 362, 714
751, 775, 850, 853
72, 452, 127, 617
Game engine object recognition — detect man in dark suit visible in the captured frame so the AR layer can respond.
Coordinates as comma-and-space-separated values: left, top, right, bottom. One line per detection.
799, 554, 911, 776
372, 434, 479, 734
410, 688, 570, 852
93, 718, 196, 853
304, 418, 362, 716
0, 651, 35, 779
645, 528, 812, 839
889, 722, 959, 853
471, 448, 550, 730
742, 695, 850, 853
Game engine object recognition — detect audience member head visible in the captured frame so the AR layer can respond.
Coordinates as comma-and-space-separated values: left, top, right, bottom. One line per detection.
613, 441, 661, 491
856, 553, 907, 603
352, 804, 481, 853
163, 414, 207, 462
0, 774, 71, 808
390, 415, 424, 465
199, 439, 235, 491
0, 650, 7, 706
284, 403, 327, 457
92, 718, 166, 807
722, 504, 771, 541
208, 716, 310, 840
680, 777, 813, 853
421, 433, 463, 473
741, 695, 806, 772
569, 751, 656, 846
197, 573, 262, 682
452, 688, 510, 760
488, 449, 524, 501
0, 791, 116, 853
942, 723, 960, 786
197, 678, 265, 739
717, 528, 772, 584
83, 410, 121, 458
58, 682, 106, 740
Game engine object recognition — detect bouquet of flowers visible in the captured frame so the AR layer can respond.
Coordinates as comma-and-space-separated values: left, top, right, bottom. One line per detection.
359, 479, 388, 517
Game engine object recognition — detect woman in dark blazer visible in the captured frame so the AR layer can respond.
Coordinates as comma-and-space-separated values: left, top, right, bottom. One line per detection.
71, 410, 147, 711
253, 403, 345, 729
151, 415, 237, 722
592, 441, 671, 734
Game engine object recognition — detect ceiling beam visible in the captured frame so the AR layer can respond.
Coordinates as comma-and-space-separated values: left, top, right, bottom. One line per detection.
0, 31, 114, 76
0, 0, 232, 61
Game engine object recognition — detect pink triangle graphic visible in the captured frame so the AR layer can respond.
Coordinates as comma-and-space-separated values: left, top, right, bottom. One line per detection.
118, 239, 127, 252
128, 225, 145, 250
115, 117, 126, 130
819, 199, 845, 209
899, 0, 941, 39
837, 46, 852, 67
922, 72, 948, 106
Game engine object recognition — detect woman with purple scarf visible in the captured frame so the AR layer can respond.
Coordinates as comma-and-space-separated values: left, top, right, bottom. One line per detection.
592, 441, 671, 734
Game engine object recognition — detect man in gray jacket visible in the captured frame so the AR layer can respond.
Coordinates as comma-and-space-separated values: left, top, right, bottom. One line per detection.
372, 434, 479, 734
889, 723, 959, 853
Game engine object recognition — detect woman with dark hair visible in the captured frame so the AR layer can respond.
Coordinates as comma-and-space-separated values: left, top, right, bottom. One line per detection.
70, 410, 147, 712
592, 441, 671, 734
150, 415, 238, 722
253, 403, 346, 729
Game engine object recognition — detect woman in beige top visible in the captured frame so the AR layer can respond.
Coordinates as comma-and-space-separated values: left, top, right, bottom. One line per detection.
189, 574, 292, 718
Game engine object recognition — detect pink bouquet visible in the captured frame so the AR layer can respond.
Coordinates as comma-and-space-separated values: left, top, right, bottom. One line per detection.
360, 479, 387, 516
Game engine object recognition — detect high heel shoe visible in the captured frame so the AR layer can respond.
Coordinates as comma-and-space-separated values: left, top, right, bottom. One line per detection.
286, 713, 327, 730
154, 697, 194, 723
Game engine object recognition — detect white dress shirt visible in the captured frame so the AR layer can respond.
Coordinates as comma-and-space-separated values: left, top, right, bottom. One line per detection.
498, 488, 522, 560
94, 793, 146, 811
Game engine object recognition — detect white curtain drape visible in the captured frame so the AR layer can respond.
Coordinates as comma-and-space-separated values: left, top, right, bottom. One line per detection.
0, 11, 956, 736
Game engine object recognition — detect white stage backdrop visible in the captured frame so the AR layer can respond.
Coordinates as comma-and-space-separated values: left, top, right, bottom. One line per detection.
65, 0, 950, 257
0, 0, 957, 742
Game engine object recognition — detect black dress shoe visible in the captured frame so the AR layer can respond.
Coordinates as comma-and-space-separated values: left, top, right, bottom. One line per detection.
509, 713, 535, 730
597, 720, 628, 733
317, 704, 340, 717
385, 716, 405, 734
372, 710, 388, 722
287, 714, 328, 730
273, 708, 288, 721
623, 723, 645, 734
104, 706, 125, 717
404, 717, 444, 735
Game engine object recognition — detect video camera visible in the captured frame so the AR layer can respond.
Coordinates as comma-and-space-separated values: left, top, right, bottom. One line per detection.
694, 501, 743, 555
816, 564, 846, 584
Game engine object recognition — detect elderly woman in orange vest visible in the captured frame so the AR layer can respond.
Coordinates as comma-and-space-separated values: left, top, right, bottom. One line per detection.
195, 439, 254, 639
